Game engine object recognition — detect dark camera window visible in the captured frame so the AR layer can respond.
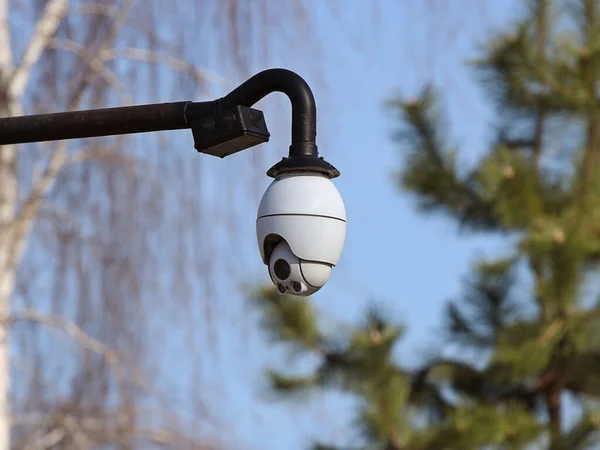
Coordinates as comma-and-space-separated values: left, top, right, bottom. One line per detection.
274, 259, 291, 280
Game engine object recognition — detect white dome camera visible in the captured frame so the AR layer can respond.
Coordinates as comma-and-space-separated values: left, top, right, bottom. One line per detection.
256, 171, 347, 296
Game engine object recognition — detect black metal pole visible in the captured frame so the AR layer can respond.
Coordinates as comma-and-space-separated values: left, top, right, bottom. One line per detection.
0, 68, 339, 177
0, 101, 217, 145
0, 69, 317, 150
0, 69, 314, 146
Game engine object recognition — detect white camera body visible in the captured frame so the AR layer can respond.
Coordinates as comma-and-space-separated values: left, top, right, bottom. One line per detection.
256, 171, 347, 296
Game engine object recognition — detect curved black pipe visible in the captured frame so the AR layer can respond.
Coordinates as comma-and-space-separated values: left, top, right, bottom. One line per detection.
0, 67, 338, 177
220, 68, 318, 157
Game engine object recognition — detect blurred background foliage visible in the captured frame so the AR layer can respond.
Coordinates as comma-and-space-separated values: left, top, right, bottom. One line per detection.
9, 0, 600, 450
253, 1, 600, 449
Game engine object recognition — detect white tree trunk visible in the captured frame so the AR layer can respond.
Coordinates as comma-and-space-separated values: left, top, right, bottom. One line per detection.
0, 1, 69, 446
0, 188, 14, 450
0, 111, 16, 450
0, 0, 15, 444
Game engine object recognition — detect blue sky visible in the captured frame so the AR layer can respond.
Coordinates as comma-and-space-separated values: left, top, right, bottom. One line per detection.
194, 1, 529, 449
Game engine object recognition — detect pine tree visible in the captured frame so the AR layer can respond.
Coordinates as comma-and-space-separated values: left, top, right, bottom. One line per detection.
253, 1, 600, 449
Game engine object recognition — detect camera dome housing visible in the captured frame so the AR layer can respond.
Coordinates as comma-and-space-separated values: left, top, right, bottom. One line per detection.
256, 171, 346, 296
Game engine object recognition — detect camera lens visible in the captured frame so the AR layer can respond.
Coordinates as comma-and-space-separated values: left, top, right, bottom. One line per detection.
273, 259, 290, 280
277, 283, 287, 294
292, 281, 301, 292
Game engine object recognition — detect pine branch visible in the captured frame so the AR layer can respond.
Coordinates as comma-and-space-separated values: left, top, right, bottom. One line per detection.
267, 370, 320, 398
409, 404, 543, 450
312, 444, 358, 450
473, 22, 582, 114
252, 286, 324, 351
255, 290, 417, 448
389, 87, 499, 232
560, 411, 600, 450
409, 368, 451, 422
444, 257, 520, 350
354, 376, 408, 449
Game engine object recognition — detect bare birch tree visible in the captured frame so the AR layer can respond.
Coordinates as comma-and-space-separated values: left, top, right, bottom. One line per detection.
0, 0, 358, 448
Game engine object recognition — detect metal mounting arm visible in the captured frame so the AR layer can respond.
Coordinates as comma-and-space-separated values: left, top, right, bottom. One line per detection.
219, 68, 317, 157
0, 68, 339, 178
0, 101, 214, 145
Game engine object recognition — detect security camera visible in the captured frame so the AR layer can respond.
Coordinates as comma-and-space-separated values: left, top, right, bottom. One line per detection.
256, 171, 346, 296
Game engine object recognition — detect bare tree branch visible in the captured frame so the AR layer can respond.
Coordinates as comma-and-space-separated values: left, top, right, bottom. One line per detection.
99, 48, 230, 88
47, 38, 134, 105
59, 415, 92, 449
14, 408, 218, 449
7, 0, 69, 100
66, 145, 144, 176
37, 203, 85, 238
74, 2, 120, 19
9, 307, 158, 398
72, 2, 167, 44
7, 307, 157, 407
10, 308, 121, 369
0, 0, 14, 86
22, 427, 66, 450
1, 0, 136, 280
0, 146, 68, 275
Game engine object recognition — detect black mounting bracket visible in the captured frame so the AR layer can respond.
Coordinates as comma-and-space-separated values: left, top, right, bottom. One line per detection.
190, 105, 270, 158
